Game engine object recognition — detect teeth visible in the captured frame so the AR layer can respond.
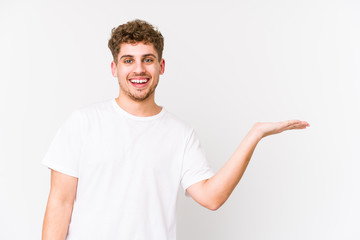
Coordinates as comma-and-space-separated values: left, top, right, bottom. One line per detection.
130, 79, 148, 83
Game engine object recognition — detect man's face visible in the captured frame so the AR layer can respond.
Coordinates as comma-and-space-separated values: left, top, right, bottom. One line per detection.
111, 42, 165, 102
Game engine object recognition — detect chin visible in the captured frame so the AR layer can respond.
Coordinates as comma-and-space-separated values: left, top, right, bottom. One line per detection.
129, 92, 152, 102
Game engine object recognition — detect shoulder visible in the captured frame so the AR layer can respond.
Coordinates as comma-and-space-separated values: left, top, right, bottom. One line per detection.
69, 98, 115, 123
65, 99, 114, 131
75, 98, 113, 115
161, 109, 195, 138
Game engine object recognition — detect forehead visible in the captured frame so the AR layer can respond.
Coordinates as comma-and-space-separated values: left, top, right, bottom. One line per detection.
118, 42, 157, 58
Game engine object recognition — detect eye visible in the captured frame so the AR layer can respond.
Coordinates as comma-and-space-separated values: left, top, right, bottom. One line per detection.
124, 59, 133, 64
144, 58, 153, 63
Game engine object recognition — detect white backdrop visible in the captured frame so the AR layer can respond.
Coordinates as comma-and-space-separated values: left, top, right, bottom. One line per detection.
0, 0, 359, 239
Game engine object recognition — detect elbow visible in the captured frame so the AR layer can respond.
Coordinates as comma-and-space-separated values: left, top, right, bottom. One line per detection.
207, 200, 224, 211
208, 205, 220, 211
206, 192, 230, 211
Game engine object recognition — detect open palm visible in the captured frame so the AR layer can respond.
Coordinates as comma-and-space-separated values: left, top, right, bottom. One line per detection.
255, 120, 310, 138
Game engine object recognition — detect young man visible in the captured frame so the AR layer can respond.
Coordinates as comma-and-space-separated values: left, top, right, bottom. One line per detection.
42, 19, 309, 240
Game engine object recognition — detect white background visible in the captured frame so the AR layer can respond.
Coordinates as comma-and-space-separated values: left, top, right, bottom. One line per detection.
0, 0, 359, 239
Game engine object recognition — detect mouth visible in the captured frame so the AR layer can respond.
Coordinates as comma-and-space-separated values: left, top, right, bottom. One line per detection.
128, 77, 150, 89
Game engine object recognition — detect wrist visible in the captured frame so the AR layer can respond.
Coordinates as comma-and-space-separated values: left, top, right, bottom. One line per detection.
250, 123, 264, 142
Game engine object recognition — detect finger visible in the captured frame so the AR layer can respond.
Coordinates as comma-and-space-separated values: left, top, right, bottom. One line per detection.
289, 120, 302, 125
283, 120, 302, 128
297, 121, 310, 128
287, 122, 310, 130
283, 120, 309, 130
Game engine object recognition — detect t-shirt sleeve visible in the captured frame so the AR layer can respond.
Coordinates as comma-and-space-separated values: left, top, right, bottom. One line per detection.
180, 128, 215, 198
41, 109, 85, 178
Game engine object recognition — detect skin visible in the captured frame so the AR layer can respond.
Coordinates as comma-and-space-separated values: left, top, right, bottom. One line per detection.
111, 42, 165, 117
42, 170, 78, 239
187, 120, 310, 210
111, 41, 310, 210
42, 42, 309, 240
42, 42, 166, 239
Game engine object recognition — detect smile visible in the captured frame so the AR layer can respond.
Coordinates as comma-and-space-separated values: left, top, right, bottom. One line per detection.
130, 79, 149, 83
129, 77, 150, 88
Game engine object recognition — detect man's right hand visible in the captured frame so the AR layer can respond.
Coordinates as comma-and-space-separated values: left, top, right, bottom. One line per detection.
42, 170, 78, 240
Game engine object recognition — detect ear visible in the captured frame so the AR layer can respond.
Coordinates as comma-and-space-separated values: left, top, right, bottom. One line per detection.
159, 59, 165, 75
111, 61, 117, 77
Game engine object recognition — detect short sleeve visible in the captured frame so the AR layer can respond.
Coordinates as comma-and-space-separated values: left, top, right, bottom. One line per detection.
41, 109, 85, 178
181, 128, 215, 197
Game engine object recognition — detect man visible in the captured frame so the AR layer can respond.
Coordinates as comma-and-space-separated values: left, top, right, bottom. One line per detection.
42, 19, 309, 240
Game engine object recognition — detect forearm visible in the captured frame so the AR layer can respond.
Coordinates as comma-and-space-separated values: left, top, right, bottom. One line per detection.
204, 125, 262, 209
42, 196, 74, 240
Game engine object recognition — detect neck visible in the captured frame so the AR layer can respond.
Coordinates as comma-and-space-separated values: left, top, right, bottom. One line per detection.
115, 94, 162, 117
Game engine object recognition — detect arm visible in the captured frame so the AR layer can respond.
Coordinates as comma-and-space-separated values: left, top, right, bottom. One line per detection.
186, 120, 310, 211
42, 169, 78, 240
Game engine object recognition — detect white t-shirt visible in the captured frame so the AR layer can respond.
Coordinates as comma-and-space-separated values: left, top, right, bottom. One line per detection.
42, 98, 215, 240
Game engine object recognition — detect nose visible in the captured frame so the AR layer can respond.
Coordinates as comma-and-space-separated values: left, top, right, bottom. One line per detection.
133, 61, 146, 75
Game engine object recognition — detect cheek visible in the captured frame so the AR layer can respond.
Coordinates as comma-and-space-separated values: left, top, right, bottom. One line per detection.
121, 73, 129, 80
118, 68, 130, 79
149, 65, 160, 74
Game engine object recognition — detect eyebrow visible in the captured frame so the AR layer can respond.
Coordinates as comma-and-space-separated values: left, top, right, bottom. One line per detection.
119, 54, 157, 60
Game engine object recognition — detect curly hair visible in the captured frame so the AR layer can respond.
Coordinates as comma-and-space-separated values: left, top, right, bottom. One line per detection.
108, 19, 164, 64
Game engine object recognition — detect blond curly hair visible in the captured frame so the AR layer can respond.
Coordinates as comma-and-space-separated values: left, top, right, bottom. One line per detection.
108, 19, 164, 64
